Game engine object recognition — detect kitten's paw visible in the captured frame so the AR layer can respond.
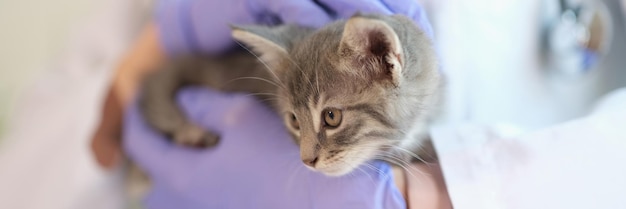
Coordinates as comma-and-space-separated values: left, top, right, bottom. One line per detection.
173, 125, 220, 148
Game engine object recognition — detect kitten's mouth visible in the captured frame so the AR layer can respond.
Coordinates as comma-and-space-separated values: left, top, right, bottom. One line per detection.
306, 148, 379, 176
311, 156, 365, 177
315, 164, 356, 176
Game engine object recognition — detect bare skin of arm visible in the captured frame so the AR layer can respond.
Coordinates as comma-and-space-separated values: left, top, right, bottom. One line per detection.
90, 22, 164, 169
89, 23, 452, 209
394, 163, 453, 209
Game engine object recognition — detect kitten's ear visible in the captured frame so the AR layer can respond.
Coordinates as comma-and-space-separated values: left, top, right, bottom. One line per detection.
338, 17, 403, 86
231, 25, 289, 70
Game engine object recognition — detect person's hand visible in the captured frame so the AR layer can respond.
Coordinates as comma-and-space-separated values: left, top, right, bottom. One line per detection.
157, 0, 434, 54
124, 88, 407, 209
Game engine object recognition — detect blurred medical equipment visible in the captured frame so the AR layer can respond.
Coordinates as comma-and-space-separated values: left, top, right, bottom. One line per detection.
541, 0, 613, 77
433, 0, 626, 130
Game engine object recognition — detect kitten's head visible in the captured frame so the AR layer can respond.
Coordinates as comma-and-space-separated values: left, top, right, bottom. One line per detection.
232, 14, 440, 176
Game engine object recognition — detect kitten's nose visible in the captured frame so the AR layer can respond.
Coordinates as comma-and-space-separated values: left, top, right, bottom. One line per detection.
302, 157, 318, 167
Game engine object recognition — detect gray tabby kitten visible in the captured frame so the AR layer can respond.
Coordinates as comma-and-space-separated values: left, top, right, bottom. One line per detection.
140, 14, 441, 176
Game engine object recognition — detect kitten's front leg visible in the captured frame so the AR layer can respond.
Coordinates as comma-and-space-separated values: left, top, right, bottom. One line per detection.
173, 123, 219, 148
398, 130, 439, 164
139, 57, 222, 148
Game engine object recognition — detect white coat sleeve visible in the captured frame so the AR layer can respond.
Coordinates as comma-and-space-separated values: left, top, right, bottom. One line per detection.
431, 88, 626, 209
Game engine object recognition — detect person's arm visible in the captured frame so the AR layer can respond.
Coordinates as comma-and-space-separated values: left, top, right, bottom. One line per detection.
91, 23, 165, 169
113, 23, 165, 106
404, 163, 452, 209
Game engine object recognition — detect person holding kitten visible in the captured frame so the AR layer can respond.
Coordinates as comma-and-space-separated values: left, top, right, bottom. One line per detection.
91, 0, 451, 208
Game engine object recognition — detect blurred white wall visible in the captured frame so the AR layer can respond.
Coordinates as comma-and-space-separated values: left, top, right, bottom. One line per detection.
0, 0, 151, 208
0, 0, 101, 137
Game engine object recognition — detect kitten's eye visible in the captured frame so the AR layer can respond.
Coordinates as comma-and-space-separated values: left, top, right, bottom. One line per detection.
323, 108, 342, 128
288, 113, 300, 130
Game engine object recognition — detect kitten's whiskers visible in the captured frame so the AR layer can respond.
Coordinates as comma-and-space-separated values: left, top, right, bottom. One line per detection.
354, 166, 377, 186
379, 143, 430, 165
372, 155, 421, 180
223, 76, 285, 91
243, 92, 289, 100
235, 41, 287, 89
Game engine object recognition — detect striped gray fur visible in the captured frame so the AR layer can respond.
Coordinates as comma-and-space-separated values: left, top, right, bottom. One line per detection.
140, 14, 442, 176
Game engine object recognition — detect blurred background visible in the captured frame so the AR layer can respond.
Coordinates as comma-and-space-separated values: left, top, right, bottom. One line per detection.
0, 0, 624, 208
0, 0, 100, 137
433, 0, 626, 131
